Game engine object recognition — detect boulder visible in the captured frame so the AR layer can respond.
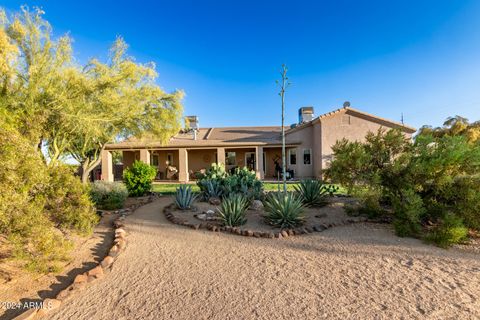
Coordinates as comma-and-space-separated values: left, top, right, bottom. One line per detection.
88, 266, 104, 278
208, 197, 221, 205
100, 256, 114, 269
250, 200, 264, 211
73, 274, 88, 283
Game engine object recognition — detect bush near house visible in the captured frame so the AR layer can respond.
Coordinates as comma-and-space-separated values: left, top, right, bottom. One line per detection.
325, 126, 480, 247
90, 181, 129, 210
294, 179, 335, 207
123, 160, 157, 196
196, 163, 263, 201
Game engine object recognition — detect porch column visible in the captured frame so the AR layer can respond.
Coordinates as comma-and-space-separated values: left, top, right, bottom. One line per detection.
216, 147, 226, 165
255, 146, 264, 179
139, 149, 151, 165
101, 150, 113, 182
178, 148, 189, 183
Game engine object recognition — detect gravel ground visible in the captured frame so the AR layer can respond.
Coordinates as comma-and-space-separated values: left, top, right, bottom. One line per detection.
47, 197, 480, 320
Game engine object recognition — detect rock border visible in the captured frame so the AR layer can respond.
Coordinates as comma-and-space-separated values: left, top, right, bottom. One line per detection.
163, 203, 368, 239
13, 195, 158, 320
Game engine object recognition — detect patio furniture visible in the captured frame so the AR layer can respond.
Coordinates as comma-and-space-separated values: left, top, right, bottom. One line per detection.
166, 166, 178, 180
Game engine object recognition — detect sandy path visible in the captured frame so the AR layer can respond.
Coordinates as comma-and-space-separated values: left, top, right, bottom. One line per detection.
47, 197, 480, 320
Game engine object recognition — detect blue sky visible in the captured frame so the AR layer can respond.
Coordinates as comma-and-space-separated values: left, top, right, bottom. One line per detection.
3, 0, 480, 129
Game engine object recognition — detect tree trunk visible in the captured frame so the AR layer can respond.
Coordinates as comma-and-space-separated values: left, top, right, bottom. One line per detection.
81, 157, 102, 184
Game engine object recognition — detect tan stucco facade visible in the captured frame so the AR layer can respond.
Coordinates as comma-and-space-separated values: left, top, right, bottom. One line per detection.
101, 107, 415, 182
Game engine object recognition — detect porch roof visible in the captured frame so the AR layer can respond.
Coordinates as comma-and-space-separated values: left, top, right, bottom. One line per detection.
105, 126, 302, 150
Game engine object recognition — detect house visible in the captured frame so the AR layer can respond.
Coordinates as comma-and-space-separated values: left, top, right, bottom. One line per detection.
100, 103, 416, 182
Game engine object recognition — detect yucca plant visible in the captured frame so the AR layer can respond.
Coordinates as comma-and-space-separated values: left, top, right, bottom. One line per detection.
174, 184, 198, 209
264, 192, 305, 228
218, 194, 249, 226
294, 179, 330, 207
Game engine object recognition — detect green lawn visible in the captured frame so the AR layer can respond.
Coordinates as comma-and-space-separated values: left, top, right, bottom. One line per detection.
152, 182, 347, 195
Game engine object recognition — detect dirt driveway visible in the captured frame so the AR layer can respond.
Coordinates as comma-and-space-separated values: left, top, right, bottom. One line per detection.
47, 197, 480, 320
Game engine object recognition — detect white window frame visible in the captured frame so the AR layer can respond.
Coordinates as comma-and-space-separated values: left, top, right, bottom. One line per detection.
288, 148, 297, 166
303, 148, 312, 165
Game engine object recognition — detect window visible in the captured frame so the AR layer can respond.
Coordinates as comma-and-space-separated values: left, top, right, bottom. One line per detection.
226, 152, 236, 166
341, 115, 351, 125
303, 149, 311, 165
288, 148, 297, 165
150, 154, 159, 166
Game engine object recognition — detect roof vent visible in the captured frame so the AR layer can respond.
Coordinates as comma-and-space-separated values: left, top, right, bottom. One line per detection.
298, 106, 314, 124
343, 101, 351, 108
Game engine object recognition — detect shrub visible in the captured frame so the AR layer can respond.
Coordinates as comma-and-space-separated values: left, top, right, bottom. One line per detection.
218, 194, 249, 227
0, 124, 97, 272
264, 192, 305, 228
326, 126, 480, 247
174, 184, 198, 209
425, 214, 468, 248
294, 179, 329, 207
123, 160, 157, 196
197, 163, 264, 200
90, 181, 129, 210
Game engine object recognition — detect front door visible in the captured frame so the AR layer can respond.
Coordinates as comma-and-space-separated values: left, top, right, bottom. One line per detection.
245, 152, 256, 171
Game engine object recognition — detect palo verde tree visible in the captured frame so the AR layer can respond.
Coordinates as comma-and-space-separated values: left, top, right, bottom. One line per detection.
67, 38, 184, 183
0, 6, 184, 182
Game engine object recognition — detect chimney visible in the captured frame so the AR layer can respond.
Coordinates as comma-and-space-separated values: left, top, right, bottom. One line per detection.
185, 116, 199, 140
298, 106, 314, 124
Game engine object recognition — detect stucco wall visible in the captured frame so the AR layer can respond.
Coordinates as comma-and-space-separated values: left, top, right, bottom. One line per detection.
187, 149, 216, 173
285, 125, 314, 178
320, 109, 413, 171
123, 151, 139, 169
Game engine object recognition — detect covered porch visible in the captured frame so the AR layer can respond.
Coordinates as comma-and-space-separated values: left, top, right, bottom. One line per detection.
100, 146, 267, 183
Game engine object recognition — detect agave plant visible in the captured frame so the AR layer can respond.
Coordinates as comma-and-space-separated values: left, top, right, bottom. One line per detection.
174, 184, 198, 209
264, 192, 305, 228
294, 179, 330, 207
200, 179, 223, 200
218, 194, 249, 226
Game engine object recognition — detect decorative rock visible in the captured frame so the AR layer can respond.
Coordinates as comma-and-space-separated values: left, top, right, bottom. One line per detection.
276, 232, 283, 239
56, 287, 74, 301
253, 232, 261, 238
305, 226, 314, 233
87, 275, 97, 283
13, 307, 38, 320
281, 230, 289, 238
88, 266, 104, 278
116, 239, 127, 250
208, 197, 221, 205
36, 298, 62, 316
246, 230, 254, 237
287, 229, 295, 236
100, 256, 114, 269
71, 281, 87, 291
73, 274, 88, 283
235, 228, 242, 235
250, 200, 264, 211
268, 232, 275, 238
115, 228, 126, 235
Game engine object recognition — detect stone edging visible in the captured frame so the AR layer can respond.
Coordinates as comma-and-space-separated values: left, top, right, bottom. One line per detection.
13, 195, 158, 320
163, 203, 368, 239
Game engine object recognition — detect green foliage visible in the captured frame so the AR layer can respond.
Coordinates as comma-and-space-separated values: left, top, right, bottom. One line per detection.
264, 192, 305, 228
326, 125, 480, 247
198, 179, 224, 199
0, 123, 97, 272
218, 194, 249, 227
425, 214, 468, 248
294, 179, 331, 207
197, 163, 264, 200
90, 181, 129, 210
0, 6, 183, 183
123, 161, 157, 197
174, 184, 198, 210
